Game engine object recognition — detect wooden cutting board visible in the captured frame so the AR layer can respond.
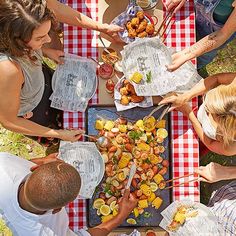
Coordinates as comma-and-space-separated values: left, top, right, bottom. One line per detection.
97, 0, 164, 105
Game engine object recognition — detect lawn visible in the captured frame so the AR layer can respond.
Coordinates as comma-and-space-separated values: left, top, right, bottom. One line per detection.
0, 39, 235, 235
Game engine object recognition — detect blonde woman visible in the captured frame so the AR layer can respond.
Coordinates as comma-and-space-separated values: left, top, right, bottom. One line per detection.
160, 72, 236, 156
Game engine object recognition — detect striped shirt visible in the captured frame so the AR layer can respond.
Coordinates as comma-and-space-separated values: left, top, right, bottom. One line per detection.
208, 181, 236, 235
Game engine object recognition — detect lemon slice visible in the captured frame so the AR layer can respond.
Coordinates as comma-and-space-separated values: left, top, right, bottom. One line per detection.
100, 205, 111, 216
150, 182, 158, 192
93, 198, 105, 209
156, 128, 168, 139
110, 201, 117, 211
127, 218, 137, 225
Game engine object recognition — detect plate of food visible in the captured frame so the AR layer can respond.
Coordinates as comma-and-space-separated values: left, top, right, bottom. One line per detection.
114, 77, 153, 111
87, 106, 172, 227
160, 200, 219, 235
111, 5, 158, 44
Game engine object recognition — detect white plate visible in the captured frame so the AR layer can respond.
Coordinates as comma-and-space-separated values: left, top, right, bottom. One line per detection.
59, 141, 105, 199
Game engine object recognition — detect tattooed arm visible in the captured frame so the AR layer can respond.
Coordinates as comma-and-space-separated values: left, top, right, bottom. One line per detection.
166, 6, 236, 71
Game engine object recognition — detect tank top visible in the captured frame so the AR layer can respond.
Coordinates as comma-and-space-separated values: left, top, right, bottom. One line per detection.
195, 0, 235, 34
197, 104, 217, 140
0, 51, 45, 116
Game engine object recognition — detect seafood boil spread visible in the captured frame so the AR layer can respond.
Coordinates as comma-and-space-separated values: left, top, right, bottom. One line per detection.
87, 107, 171, 227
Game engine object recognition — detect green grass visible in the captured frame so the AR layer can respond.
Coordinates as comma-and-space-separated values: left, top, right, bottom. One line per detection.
198, 38, 236, 205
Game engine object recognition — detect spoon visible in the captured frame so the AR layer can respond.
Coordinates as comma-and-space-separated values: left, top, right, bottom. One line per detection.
81, 134, 109, 147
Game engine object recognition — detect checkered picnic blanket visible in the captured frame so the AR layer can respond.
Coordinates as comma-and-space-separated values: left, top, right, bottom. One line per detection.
63, 0, 199, 232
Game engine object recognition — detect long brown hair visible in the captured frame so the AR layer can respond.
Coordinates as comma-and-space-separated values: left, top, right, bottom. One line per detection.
0, 0, 56, 59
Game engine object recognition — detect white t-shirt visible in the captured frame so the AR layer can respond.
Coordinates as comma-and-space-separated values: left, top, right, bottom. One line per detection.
0, 152, 90, 236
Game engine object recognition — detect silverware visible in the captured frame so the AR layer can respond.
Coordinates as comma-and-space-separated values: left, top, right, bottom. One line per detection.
144, 103, 172, 122
126, 163, 137, 189
81, 134, 107, 147
98, 35, 111, 55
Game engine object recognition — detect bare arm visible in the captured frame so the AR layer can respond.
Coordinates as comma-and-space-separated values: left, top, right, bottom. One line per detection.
46, 0, 122, 35
167, 7, 236, 71
160, 72, 236, 109
196, 162, 236, 183
88, 189, 138, 236
0, 61, 82, 141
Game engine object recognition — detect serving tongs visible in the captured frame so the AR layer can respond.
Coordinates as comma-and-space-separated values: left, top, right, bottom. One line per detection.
155, 1, 184, 41
164, 173, 199, 190
144, 103, 172, 122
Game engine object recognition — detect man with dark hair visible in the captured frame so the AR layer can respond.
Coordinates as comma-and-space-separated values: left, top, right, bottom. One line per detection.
0, 152, 137, 236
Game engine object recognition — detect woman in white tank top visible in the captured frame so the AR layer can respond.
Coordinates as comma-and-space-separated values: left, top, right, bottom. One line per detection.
160, 72, 236, 156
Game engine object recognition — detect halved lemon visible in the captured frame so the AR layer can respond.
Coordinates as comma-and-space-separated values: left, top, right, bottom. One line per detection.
127, 218, 137, 225
100, 205, 111, 216
110, 201, 117, 211
93, 198, 105, 209
150, 182, 158, 192
156, 128, 168, 139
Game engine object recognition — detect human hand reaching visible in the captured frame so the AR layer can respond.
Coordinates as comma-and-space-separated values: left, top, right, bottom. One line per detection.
101, 23, 124, 43
58, 129, 84, 142
195, 162, 225, 183
165, 0, 186, 13
118, 189, 138, 219
159, 93, 190, 112
166, 50, 190, 72
30, 153, 63, 171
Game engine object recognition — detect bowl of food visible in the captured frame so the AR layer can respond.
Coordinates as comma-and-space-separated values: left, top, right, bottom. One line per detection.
98, 63, 114, 80
101, 48, 121, 65
111, 5, 158, 44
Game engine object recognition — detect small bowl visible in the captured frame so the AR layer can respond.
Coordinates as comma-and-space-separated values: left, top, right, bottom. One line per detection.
98, 63, 114, 80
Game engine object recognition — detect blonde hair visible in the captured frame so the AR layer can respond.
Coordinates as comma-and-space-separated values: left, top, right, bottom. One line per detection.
204, 84, 236, 147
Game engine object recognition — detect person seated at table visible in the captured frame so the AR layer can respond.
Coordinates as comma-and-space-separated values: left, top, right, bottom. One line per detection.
195, 162, 236, 235
160, 72, 236, 156
46, 0, 123, 43
0, 0, 85, 145
165, 0, 236, 70
0, 152, 138, 236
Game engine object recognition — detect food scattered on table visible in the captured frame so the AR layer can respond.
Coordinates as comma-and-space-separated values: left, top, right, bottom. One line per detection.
167, 205, 198, 232
105, 79, 115, 94
102, 48, 120, 65
119, 79, 144, 105
92, 115, 169, 223
98, 63, 114, 80
126, 11, 155, 39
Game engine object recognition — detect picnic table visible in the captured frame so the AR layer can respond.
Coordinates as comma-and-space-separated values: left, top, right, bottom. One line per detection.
63, 0, 200, 234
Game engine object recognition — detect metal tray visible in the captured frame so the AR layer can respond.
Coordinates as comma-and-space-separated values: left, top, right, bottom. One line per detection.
86, 105, 172, 227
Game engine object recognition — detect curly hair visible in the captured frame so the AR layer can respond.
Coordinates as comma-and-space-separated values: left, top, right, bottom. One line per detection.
0, 0, 56, 59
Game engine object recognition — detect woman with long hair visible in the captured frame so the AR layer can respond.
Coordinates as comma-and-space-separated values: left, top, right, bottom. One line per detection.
0, 0, 83, 143
160, 72, 236, 156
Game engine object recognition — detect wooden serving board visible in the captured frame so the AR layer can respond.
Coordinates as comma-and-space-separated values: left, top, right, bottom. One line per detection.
97, 0, 164, 105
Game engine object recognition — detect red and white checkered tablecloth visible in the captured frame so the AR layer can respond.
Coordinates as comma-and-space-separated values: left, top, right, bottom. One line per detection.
163, 0, 200, 202
63, 0, 199, 232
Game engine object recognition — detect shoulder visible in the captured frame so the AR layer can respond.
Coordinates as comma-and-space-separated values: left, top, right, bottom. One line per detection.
0, 59, 24, 86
